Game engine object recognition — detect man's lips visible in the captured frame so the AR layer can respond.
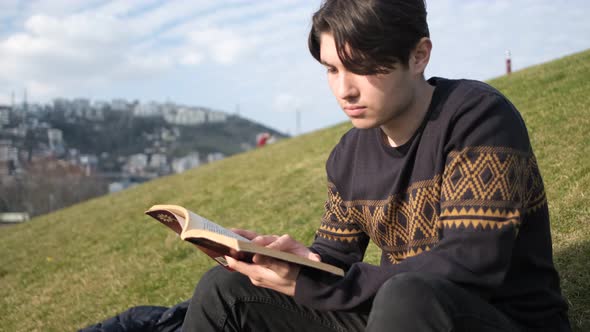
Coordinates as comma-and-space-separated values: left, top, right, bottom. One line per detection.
343, 106, 366, 117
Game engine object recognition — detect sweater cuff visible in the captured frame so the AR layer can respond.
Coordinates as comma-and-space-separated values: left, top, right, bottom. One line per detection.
294, 265, 341, 309
294, 266, 320, 306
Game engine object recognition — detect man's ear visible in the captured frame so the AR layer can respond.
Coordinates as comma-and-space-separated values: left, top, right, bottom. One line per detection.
411, 37, 432, 75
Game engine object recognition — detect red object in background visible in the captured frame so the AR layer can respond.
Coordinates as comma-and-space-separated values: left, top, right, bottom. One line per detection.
257, 133, 270, 147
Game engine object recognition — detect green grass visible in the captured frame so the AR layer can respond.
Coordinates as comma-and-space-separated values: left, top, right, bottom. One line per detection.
1, 49, 589, 331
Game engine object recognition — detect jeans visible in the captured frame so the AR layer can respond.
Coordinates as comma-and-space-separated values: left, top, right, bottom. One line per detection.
182, 266, 531, 332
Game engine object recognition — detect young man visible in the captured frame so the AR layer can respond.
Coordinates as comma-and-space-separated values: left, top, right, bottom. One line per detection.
182, 1, 571, 331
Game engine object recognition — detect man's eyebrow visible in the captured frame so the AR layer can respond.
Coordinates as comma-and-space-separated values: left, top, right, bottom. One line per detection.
319, 59, 333, 66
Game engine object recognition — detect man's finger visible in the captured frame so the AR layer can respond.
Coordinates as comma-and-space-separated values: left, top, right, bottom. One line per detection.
252, 254, 292, 278
308, 252, 322, 262
251, 235, 279, 246
266, 234, 295, 251
252, 254, 278, 266
225, 256, 258, 275
231, 229, 259, 240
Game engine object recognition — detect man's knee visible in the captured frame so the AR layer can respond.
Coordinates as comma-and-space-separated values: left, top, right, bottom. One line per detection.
190, 266, 251, 306
185, 266, 250, 330
194, 266, 235, 291
367, 273, 453, 331
374, 272, 444, 310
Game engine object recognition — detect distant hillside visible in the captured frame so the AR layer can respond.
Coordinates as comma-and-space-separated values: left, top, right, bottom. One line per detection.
44, 110, 288, 165
1, 103, 288, 217
0, 49, 588, 331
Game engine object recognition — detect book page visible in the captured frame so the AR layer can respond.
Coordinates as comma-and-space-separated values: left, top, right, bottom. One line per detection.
186, 211, 251, 242
146, 210, 183, 235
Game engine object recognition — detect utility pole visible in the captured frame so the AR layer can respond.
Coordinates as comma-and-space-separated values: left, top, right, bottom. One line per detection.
23, 88, 28, 113
295, 109, 301, 136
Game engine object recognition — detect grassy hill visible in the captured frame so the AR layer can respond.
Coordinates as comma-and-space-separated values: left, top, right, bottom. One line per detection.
1, 49, 589, 331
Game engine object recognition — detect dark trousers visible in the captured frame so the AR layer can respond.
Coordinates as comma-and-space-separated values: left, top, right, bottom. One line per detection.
182, 266, 524, 332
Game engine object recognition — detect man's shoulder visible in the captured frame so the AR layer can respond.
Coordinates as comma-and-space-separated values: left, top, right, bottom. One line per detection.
455, 78, 500, 94
431, 77, 505, 104
431, 77, 520, 124
431, 78, 531, 153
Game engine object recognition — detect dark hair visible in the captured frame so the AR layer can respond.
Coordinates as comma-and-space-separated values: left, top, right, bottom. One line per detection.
309, 0, 429, 75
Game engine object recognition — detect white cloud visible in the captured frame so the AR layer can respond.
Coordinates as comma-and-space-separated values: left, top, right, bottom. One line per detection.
0, 5, 176, 99
184, 27, 255, 65
25, 13, 135, 47
0, 0, 308, 102
179, 53, 204, 66
0, 12, 142, 81
94, 0, 161, 18
126, 1, 216, 37
155, 1, 311, 65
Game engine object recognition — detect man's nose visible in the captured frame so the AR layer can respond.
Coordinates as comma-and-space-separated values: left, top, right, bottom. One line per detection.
337, 72, 359, 100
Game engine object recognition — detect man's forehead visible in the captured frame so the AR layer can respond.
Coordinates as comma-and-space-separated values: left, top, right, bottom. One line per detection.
319, 32, 343, 66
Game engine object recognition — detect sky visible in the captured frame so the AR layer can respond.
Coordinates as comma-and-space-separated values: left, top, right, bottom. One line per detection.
0, 0, 589, 135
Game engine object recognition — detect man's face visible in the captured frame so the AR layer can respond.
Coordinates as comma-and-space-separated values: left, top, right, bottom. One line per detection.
319, 32, 418, 130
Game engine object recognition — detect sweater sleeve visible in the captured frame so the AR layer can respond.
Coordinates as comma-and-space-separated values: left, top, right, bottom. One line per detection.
294, 90, 539, 311
308, 182, 371, 270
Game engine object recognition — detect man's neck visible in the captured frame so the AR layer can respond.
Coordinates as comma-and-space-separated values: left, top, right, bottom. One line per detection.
381, 80, 435, 147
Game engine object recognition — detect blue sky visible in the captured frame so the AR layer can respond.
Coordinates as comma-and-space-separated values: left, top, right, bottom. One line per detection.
1, 0, 589, 135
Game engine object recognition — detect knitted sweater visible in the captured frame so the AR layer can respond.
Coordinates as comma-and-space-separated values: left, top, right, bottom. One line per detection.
294, 77, 568, 328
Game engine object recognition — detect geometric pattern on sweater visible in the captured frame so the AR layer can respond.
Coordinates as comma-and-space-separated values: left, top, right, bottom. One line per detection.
317, 146, 546, 264
442, 146, 546, 213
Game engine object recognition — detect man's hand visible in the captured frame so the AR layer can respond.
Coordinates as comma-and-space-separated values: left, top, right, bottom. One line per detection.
226, 229, 321, 296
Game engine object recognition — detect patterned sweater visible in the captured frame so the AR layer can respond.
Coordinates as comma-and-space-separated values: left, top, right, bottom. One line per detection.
294, 77, 568, 328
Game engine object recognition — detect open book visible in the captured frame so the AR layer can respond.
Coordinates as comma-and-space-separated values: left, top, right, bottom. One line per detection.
145, 204, 344, 276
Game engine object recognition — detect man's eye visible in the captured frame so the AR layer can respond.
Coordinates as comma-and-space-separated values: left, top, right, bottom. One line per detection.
326, 67, 337, 74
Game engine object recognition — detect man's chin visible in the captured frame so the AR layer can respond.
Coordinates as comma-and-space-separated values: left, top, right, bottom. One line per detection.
349, 118, 378, 129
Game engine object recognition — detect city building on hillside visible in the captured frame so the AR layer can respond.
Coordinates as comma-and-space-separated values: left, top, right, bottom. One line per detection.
0, 140, 18, 176
108, 179, 139, 193
53, 98, 69, 111
4, 124, 27, 138
72, 98, 91, 111
0, 140, 18, 162
47, 128, 63, 149
163, 107, 207, 125
123, 153, 149, 175
93, 100, 109, 110
0, 106, 10, 126
149, 153, 167, 169
111, 99, 131, 112
133, 101, 161, 117
171, 152, 200, 174
207, 110, 228, 123
26, 104, 43, 113
0, 212, 30, 224
161, 127, 179, 142
80, 154, 99, 175
207, 152, 225, 163
85, 108, 104, 121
